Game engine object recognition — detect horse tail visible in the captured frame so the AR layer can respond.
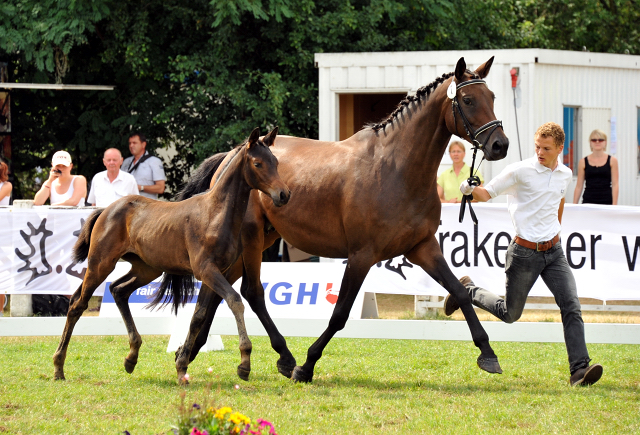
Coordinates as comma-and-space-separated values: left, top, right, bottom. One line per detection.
72, 208, 106, 263
175, 152, 230, 201
146, 273, 197, 315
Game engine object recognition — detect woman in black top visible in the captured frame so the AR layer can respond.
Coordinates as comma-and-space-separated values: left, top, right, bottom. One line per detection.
573, 129, 619, 205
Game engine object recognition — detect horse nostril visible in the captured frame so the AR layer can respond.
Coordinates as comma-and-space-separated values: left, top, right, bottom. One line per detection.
492, 139, 509, 156
280, 191, 289, 203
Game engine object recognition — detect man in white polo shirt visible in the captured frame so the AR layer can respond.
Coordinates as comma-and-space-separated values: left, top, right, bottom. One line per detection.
87, 148, 139, 207
445, 122, 603, 387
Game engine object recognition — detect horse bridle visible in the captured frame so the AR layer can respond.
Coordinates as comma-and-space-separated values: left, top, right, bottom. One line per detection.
449, 78, 504, 225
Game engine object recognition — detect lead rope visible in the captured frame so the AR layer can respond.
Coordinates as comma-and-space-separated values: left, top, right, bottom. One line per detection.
449, 81, 503, 225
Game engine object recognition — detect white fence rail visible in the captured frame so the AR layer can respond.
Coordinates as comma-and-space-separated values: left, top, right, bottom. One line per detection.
1, 317, 639, 345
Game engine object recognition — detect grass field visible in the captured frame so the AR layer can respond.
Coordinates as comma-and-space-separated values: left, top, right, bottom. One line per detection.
1, 334, 639, 434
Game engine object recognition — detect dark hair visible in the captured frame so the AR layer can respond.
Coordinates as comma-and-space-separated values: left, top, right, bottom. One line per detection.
0, 161, 8, 182
129, 132, 147, 143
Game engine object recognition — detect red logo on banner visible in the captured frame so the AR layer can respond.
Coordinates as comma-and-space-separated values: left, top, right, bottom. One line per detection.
325, 283, 338, 304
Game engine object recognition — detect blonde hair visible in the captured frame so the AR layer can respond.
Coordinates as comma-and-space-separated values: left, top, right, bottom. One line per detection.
589, 129, 607, 151
535, 122, 565, 147
449, 141, 466, 153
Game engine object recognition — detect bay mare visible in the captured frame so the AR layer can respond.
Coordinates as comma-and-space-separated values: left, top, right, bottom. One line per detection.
173, 57, 510, 382
53, 128, 290, 384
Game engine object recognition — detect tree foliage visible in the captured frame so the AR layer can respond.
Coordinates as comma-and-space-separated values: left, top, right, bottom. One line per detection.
1, 0, 638, 199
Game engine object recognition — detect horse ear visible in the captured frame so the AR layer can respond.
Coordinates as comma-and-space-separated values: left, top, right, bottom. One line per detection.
475, 56, 495, 79
455, 57, 466, 82
263, 127, 279, 147
247, 127, 260, 148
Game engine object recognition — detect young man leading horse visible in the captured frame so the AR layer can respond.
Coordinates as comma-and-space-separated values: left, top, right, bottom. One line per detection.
448, 122, 603, 386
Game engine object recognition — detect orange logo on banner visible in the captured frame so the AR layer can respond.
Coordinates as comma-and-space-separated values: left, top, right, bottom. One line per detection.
325, 283, 338, 304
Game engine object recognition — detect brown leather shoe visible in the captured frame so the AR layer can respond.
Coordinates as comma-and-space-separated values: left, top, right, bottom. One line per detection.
570, 364, 603, 387
443, 276, 475, 316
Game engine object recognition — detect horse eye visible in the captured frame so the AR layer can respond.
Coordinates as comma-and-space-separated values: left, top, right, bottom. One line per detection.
254, 162, 262, 168
463, 97, 472, 105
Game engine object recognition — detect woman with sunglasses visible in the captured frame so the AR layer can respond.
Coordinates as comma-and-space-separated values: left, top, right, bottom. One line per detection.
573, 129, 619, 205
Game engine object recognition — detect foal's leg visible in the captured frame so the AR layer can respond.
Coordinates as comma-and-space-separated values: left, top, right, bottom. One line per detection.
184, 262, 240, 363
406, 236, 501, 374
175, 266, 252, 384
53, 259, 118, 380
184, 284, 223, 364
241, 229, 297, 378
109, 260, 161, 374
292, 252, 373, 383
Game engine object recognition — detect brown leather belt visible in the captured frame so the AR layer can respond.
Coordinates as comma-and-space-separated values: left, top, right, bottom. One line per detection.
514, 234, 560, 252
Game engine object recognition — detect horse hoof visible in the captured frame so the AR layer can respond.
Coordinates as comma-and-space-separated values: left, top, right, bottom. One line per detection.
237, 366, 251, 381
277, 358, 296, 379
477, 356, 503, 374
277, 364, 294, 379
291, 366, 313, 383
124, 357, 137, 374
54, 373, 66, 381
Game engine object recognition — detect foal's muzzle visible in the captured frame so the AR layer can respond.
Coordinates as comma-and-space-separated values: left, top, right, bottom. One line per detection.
271, 188, 291, 207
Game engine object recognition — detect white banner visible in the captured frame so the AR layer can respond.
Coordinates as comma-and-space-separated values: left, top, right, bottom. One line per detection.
359, 204, 640, 301
0, 208, 92, 295
1, 204, 639, 301
99, 262, 366, 319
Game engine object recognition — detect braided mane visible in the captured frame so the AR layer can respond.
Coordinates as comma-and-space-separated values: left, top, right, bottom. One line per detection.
369, 69, 480, 133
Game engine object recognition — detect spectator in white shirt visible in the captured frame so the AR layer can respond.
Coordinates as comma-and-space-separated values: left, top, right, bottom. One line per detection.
87, 148, 139, 207
445, 122, 603, 387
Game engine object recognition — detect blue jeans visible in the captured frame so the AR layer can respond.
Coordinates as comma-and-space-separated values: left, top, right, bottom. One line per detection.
468, 240, 591, 374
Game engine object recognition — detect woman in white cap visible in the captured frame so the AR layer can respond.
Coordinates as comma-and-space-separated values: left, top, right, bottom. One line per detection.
34, 151, 87, 206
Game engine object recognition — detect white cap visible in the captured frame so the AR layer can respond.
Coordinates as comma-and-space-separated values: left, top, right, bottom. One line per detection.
52, 151, 72, 167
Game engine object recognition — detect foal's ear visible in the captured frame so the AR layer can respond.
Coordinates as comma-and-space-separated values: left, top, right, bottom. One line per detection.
247, 127, 261, 148
263, 127, 279, 147
454, 57, 467, 83
475, 56, 495, 79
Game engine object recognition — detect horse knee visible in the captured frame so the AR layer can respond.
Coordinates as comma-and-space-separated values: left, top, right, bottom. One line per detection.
328, 314, 348, 332
503, 312, 520, 324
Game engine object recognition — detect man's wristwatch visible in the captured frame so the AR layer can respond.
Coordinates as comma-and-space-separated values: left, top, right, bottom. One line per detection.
140, 185, 144, 192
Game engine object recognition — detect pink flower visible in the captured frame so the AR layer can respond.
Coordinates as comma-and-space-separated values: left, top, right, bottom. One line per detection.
256, 419, 276, 435
190, 428, 208, 435
183, 373, 190, 381
208, 367, 213, 373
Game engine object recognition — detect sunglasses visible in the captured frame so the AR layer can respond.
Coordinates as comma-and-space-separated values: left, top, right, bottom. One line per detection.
590, 138, 605, 142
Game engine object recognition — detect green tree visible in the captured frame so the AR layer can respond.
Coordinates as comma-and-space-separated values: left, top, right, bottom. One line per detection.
1, 0, 637, 199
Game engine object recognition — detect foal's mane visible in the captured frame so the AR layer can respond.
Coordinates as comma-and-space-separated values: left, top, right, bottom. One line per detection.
213, 145, 243, 187
369, 69, 480, 133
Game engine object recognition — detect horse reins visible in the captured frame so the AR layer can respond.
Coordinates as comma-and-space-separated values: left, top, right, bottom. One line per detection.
448, 78, 504, 225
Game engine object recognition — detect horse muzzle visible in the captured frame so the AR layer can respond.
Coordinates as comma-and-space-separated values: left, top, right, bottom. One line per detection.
271, 188, 291, 207
484, 135, 509, 161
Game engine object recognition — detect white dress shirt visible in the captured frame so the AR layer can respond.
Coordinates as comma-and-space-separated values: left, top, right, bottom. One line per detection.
485, 155, 572, 242
87, 170, 139, 207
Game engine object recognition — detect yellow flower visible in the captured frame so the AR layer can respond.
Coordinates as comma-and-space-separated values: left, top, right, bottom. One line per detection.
228, 412, 250, 426
214, 407, 232, 420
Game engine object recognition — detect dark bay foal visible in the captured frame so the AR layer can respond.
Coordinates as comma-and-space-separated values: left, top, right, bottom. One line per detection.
53, 127, 289, 384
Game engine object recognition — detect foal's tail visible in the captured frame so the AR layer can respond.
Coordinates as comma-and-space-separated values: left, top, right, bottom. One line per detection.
147, 273, 198, 315
174, 151, 230, 201
72, 208, 106, 263
150, 151, 230, 314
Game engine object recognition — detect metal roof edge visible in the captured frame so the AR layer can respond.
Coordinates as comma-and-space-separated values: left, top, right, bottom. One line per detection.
314, 48, 640, 70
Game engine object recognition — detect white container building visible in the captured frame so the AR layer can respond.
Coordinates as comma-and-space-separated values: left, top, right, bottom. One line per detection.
314, 49, 640, 205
